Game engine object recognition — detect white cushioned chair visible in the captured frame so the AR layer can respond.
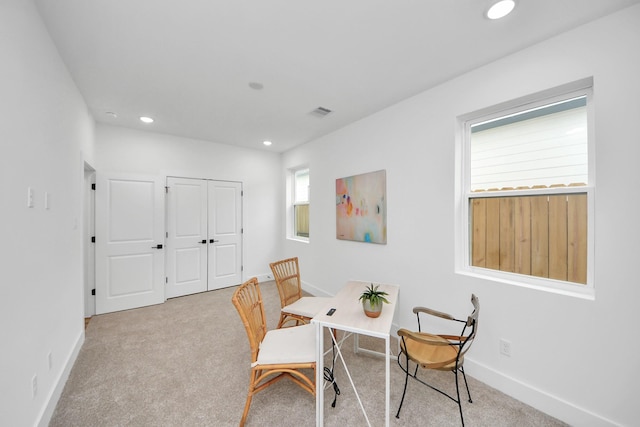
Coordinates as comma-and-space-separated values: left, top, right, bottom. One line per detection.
231, 277, 316, 426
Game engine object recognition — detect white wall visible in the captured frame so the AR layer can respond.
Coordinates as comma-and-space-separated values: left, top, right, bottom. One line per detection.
95, 124, 283, 281
3, 1, 638, 425
283, 5, 640, 426
0, 1, 95, 426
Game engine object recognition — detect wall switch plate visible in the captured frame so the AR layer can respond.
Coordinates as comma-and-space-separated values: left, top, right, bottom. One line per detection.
27, 187, 34, 208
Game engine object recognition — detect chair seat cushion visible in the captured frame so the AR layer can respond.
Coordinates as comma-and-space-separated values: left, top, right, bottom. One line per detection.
401, 332, 462, 370
255, 323, 316, 366
282, 296, 332, 318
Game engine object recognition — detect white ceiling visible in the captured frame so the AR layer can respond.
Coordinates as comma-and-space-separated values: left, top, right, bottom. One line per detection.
36, 0, 640, 153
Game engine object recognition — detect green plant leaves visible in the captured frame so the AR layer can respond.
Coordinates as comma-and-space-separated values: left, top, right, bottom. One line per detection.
358, 283, 390, 305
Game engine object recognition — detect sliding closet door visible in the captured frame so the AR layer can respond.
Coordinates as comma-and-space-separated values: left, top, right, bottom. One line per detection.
208, 181, 243, 290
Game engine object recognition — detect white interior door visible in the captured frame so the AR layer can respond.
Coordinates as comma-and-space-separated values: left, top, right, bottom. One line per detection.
95, 173, 165, 314
165, 177, 208, 298
208, 181, 243, 290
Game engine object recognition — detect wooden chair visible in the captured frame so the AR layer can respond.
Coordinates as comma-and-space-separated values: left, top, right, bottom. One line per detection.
269, 257, 332, 328
395, 294, 480, 426
231, 277, 316, 427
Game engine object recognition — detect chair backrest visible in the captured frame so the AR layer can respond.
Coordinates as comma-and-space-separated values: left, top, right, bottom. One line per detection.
458, 294, 479, 359
413, 293, 479, 362
467, 294, 479, 328
269, 257, 302, 309
231, 277, 267, 363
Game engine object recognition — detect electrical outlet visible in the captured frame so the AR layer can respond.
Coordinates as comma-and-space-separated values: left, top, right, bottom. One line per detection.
266, 274, 272, 280
32, 375, 38, 398
500, 339, 512, 357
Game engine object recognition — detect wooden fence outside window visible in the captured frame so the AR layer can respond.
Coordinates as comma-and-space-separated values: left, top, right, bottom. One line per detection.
295, 204, 309, 237
470, 187, 587, 284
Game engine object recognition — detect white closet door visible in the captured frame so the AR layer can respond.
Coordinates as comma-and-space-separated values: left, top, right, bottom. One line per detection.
165, 177, 208, 298
208, 180, 243, 290
95, 173, 165, 314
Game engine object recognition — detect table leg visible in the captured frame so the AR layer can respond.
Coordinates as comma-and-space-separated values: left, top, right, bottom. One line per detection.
316, 322, 324, 426
385, 336, 390, 427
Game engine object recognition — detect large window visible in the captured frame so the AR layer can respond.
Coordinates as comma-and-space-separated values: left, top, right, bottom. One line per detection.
293, 168, 309, 238
459, 79, 594, 293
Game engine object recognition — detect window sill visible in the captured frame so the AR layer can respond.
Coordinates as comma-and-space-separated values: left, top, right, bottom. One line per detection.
287, 237, 309, 244
456, 267, 595, 300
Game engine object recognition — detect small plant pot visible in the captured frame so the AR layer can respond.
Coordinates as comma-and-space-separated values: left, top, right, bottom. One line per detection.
362, 300, 383, 318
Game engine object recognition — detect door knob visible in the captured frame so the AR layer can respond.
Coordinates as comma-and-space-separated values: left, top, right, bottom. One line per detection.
151, 244, 163, 249
200, 240, 207, 244
210, 239, 219, 243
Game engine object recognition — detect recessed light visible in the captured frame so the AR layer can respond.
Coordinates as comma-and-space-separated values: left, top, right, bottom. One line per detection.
140, 116, 154, 124
263, 140, 272, 146
486, 0, 515, 20
249, 82, 264, 90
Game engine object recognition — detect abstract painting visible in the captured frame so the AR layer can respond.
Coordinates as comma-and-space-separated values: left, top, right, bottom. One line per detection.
336, 169, 387, 244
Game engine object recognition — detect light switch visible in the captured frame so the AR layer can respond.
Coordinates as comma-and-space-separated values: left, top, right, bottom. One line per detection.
27, 187, 34, 208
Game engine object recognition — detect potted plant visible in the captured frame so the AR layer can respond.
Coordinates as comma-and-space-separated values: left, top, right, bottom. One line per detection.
359, 283, 390, 318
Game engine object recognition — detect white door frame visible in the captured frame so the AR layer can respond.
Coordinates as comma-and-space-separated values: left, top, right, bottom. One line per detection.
83, 162, 96, 317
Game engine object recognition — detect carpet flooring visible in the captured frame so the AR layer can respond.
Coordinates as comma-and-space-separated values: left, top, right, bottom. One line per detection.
51, 281, 567, 426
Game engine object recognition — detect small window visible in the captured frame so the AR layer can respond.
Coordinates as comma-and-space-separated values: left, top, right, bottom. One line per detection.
293, 168, 309, 238
459, 80, 594, 292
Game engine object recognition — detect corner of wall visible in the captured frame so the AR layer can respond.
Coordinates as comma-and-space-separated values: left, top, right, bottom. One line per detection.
37, 329, 85, 427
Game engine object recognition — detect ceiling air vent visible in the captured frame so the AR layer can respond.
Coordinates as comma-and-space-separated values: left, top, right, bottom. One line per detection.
310, 106, 333, 117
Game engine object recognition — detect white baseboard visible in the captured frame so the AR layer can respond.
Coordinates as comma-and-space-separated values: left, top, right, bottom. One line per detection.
37, 329, 85, 427
255, 273, 274, 283
261, 277, 330, 296
301, 280, 333, 298
464, 358, 620, 427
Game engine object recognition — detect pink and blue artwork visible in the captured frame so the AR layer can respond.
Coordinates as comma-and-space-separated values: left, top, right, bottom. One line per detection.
336, 169, 386, 244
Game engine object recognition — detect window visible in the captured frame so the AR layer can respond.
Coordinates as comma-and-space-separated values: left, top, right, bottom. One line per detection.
458, 79, 594, 293
293, 168, 309, 238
